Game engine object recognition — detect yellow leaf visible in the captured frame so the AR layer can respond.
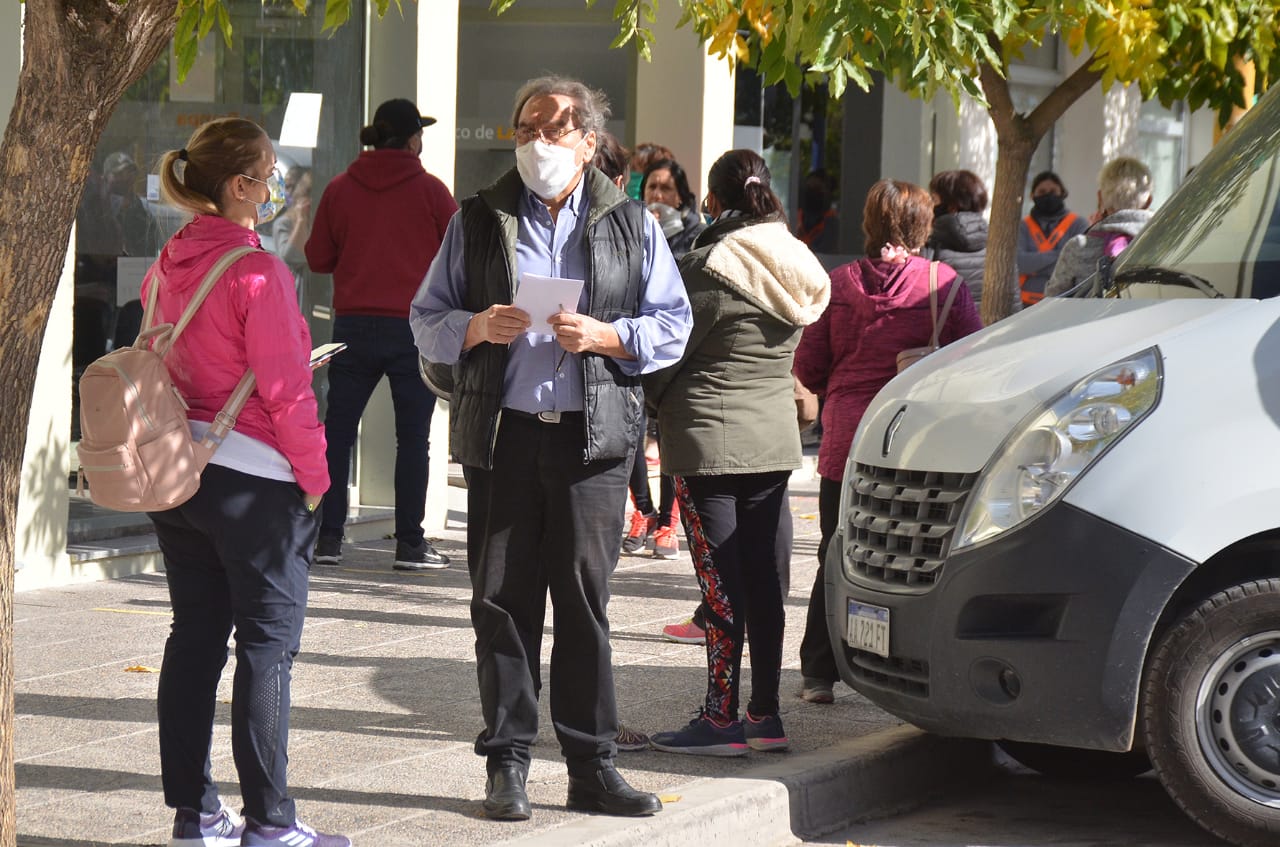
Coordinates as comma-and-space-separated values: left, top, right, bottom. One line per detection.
658, 793, 682, 803
124, 665, 160, 673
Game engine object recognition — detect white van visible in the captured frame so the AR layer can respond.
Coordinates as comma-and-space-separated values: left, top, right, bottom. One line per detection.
827, 86, 1280, 846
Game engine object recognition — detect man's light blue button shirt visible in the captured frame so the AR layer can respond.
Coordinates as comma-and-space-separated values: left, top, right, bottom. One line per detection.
410, 175, 692, 414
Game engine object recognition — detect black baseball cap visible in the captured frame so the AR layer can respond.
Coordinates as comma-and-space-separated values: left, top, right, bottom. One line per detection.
370, 98, 436, 142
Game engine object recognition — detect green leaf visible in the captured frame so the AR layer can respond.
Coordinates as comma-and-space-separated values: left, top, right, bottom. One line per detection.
323, 0, 353, 31
175, 30, 200, 84
216, 3, 232, 44
197, 7, 215, 40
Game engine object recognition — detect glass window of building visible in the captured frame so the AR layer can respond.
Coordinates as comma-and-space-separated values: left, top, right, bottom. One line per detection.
1138, 99, 1187, 209
455, 0, 630, 199
72, 0, 365, 440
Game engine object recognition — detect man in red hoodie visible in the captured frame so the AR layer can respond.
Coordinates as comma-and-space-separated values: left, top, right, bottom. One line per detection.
305, 98, 459, 570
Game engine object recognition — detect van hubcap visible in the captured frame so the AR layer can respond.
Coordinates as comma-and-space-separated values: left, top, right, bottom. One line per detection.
1197, 631, 1280, 806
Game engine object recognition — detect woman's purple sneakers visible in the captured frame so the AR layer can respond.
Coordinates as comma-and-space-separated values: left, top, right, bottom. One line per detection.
169, 806, 244, 847
242, 819, 351, 847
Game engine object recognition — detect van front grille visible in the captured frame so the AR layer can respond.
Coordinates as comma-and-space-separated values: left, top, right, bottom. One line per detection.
842, 462, 977, 593
842, 644, 930, 698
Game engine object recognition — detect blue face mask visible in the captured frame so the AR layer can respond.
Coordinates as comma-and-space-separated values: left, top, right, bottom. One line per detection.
239, 171, 286, 223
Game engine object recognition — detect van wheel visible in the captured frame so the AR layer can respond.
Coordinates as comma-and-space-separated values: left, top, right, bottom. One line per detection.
1142, 579, 1280, 847
996, 740, 1151, 779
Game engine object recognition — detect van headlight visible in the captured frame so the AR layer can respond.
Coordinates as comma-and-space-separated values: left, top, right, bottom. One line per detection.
953, 347, 1162, 550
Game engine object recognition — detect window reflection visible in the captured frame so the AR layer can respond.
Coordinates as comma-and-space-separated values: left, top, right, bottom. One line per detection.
72, 0, 364, 441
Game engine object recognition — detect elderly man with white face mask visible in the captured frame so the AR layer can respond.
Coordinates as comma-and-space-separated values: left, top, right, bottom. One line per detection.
410, 75, 691, 822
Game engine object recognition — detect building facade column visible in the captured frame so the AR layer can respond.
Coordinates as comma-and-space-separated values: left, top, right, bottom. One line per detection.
631, 3, 735, 201
356, 0, 458, 532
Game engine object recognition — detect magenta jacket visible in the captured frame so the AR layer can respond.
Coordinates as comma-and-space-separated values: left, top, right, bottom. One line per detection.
141, 215, 329, 494
793, 255, 983, 481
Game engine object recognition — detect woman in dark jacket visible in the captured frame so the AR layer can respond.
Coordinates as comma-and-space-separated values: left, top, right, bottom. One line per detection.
643, 158, 706, 259
926, 169, 1001, 312
646, 150, 829, 755
623, 158, 706, 561
793, 179, 983, 704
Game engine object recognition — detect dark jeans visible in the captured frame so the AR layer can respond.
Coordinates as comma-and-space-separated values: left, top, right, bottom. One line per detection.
800, 476, 842, 684
466, 412, 630, 774
320, 314, 435, 546
149, 464, 318, 826
675, 471, 793, 722
628, 414, 675, 524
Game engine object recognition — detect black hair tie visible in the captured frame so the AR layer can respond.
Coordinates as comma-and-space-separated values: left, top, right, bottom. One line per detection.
178, 149, 189, 161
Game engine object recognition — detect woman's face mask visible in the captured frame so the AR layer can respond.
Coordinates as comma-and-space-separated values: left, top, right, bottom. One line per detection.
240, 171, 286, 223
1032, 192, 1066, 216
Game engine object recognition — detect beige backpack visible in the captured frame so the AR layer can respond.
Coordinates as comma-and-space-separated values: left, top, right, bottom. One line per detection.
76, 247, 259, 512
896, 261, 962, 373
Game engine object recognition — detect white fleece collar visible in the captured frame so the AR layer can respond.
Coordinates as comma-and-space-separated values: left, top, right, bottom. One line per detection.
701, 220, 831, 326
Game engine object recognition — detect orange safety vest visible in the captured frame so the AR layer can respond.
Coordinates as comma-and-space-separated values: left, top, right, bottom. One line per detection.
1020, 212, 1079, 304
797, 208, 837, 247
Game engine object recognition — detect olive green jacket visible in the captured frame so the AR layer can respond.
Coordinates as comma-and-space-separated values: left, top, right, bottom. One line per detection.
645, 216, 830, 477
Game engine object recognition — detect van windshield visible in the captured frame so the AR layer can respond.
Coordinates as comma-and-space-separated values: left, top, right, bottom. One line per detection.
1116, 87, 1280, 300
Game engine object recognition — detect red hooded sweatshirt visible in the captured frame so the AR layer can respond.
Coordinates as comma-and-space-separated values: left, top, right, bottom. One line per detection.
141, 215, 329, 494
305, 149, 458, 318
793, 255, 983, 481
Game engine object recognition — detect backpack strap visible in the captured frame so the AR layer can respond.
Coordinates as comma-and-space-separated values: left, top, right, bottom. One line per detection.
199, 370, 257, 451
139, 245, 262, 452
146, 246, 259, 355
930, 262, 964, 349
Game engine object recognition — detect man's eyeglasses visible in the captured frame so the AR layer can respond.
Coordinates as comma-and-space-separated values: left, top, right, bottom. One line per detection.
514, 124, 584, 145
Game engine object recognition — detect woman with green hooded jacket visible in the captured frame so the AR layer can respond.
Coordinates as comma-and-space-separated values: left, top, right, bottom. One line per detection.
645, 149, 830, 756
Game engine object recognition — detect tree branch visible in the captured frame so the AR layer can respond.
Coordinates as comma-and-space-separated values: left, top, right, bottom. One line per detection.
1026, 52, 1104, 138
979, 59, 1015, 136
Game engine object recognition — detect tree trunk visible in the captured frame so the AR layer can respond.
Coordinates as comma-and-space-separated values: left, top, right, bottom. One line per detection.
978, 50, 1104, 325
0, 1, 176, 842
984, 130, 1037, 325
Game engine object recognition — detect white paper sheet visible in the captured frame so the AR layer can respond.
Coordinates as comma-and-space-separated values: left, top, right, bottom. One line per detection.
514, 273, 585, 335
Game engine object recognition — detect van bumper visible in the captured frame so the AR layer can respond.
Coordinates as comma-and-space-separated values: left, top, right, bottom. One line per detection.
827, 502, 1198, 751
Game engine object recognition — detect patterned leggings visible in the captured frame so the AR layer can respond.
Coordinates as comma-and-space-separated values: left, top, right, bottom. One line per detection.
674, 471, 793, 721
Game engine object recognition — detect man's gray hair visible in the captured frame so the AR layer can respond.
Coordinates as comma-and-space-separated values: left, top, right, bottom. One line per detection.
511, 75, 611, 136
1098, 156, 1153, 211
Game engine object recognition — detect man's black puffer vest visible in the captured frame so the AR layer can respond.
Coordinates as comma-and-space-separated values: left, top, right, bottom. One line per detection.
451, 166, 647, 469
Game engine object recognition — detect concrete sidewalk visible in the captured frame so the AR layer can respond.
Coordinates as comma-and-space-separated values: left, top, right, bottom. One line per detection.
13, 474, 991, 847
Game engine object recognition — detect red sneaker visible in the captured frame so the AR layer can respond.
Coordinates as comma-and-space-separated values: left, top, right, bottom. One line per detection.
661, 617, 705, 644
622, 511, 657, 554
652, 525, 680, 559
651, 505, 681, 559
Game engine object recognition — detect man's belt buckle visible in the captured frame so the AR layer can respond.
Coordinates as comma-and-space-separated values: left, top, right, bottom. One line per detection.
537, 410, 561, 424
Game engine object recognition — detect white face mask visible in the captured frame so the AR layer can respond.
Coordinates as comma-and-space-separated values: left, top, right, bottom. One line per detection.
515, 138, 585, 200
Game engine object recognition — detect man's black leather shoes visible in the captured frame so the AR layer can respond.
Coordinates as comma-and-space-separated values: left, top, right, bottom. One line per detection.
483, 765, 531, 821
566, 764, 662, 816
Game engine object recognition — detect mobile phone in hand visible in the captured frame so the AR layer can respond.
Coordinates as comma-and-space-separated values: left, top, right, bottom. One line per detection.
310, 342, 348, 369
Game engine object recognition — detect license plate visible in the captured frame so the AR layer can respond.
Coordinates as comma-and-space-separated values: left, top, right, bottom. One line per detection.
847, 600, 890, 658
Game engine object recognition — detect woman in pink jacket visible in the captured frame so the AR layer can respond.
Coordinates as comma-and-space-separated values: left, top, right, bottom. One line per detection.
141, 118, 347, 847
792, 179, 983, 705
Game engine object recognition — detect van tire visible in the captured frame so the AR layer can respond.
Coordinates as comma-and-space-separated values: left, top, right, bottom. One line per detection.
996, 740, 1151, 779
1142, 578, 1280, 847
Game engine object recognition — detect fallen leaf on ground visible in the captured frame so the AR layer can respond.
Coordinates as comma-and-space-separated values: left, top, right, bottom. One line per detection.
124, 665, 160, 673
658, 794, 681, 803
